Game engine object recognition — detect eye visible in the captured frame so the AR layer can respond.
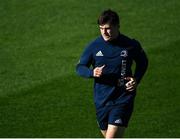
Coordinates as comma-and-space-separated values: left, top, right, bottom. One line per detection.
100, 27, 103, 30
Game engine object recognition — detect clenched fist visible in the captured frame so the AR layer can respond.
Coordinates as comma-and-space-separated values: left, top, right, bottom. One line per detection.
125, 77, 137, 92
93, 65, 105, 77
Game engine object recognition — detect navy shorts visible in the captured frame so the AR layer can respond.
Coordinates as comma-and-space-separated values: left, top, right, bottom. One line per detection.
96, 103, 134, 130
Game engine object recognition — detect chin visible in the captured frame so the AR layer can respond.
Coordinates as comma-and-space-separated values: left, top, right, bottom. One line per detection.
103, 37, 112, 41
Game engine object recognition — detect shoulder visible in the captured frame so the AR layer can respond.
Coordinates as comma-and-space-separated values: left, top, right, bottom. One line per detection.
119, 34, 142, 50
85, 36, 104, 50
89, 36, 104, 46
120, 34, 140, 45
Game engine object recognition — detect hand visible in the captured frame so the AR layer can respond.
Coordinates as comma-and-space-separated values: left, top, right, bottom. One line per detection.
93, 65, 105, 77
125, 77, 137, 92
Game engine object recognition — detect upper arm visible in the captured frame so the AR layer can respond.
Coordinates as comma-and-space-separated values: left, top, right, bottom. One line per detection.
78, 44, 93, 67
132, 39, 148, 63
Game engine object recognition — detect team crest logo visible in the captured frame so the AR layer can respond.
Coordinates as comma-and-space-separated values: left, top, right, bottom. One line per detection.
120, 50, 128, 57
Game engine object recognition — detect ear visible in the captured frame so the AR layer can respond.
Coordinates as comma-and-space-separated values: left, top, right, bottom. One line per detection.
114, 24, 120, 29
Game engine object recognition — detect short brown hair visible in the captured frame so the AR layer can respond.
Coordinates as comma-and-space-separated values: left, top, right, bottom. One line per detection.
97, 9, 120, 25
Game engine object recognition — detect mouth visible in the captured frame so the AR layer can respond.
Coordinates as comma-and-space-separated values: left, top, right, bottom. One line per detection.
103, 36, 112, 41
105, 35, 112, 39
104, 34, 111, 38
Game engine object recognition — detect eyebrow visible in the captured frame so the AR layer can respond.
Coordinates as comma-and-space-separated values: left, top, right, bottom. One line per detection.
99, 26, 111, 29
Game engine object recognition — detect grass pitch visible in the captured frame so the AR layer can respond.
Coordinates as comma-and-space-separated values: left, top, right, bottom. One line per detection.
0, 0, 180, 137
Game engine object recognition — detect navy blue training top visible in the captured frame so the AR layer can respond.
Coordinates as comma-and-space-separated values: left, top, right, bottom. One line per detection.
76, 34, 148, 109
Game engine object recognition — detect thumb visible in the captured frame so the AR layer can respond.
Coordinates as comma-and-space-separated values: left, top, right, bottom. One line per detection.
99, 65, 105, 69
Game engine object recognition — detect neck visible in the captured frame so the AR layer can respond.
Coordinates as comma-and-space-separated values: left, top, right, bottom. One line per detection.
108, 32, 120, 42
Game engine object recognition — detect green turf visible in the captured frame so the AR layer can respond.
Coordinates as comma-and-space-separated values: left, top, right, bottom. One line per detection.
0, 0, 180, 137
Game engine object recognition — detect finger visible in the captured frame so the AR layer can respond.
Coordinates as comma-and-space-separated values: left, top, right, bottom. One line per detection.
96, 74, 100, 77
97, 72, 102, 76
96, 70, 102, 74
95, 67, 100, 71
129, 80, 135, 85
125, 77, 134, 81
97, 67, 104, 74
124, 77, 131, 80
94, 72, 100, 77
95, 69, 102, 73
95, 71, 102, 76
125, 80, 133, 87
129, 77, 134, 82
126, 86, 134, 89
126, 86, 135, 91
95, 69, 100, 72
99, 65, 105, 69
125, 82, 130, 87
126, 84, 136, 90
132, 81, 136, 85
127, 88, 135, 92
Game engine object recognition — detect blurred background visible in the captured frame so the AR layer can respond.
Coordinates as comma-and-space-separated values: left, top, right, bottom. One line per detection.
0, 0, 179, 137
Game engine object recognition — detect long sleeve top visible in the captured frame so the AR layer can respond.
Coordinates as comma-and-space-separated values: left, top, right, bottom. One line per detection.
76, 34, 148, 109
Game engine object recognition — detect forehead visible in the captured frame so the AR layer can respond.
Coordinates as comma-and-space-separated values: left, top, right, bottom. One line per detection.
99, 23, 111, 28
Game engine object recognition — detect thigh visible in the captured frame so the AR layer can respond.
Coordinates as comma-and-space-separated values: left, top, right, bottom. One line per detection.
108, 104, 134, 127
96, 107, 109, 131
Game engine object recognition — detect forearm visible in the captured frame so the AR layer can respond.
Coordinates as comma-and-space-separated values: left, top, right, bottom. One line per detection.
76, 64, 93, 78
134, 56, 148, 84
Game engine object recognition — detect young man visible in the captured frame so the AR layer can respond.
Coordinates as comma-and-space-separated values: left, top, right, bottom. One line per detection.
76, 9, 148, 138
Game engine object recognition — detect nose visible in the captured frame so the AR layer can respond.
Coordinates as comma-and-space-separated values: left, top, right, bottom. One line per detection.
103, 28, 108, 35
